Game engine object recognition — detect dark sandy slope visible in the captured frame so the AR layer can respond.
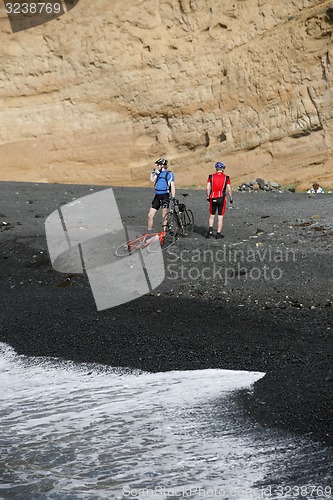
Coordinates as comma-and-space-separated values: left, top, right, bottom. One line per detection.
1, 181, 332, 444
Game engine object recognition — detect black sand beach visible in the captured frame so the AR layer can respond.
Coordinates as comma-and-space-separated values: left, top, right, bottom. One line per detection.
1, 181, 333, 445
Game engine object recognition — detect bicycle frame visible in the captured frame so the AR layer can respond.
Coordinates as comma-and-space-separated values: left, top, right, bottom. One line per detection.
127, 231, 165, 253
115, 230, 167, 257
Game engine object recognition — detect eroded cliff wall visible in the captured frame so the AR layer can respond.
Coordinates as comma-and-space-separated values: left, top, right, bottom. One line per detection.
1, 0, 333, 188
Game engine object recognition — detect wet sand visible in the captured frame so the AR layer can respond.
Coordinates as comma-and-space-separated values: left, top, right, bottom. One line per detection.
1, 181, 332, 445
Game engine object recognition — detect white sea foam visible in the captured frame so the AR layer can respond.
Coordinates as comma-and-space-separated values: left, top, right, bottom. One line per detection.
0, 343, 332, 500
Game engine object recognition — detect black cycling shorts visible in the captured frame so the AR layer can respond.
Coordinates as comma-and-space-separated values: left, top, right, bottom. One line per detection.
210, 196, 226, 216
151, 193, 170, 210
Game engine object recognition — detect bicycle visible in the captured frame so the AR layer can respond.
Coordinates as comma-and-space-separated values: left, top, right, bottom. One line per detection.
115, 195, 194, 257
115, 224, 176, 257
163, 193, 194, 238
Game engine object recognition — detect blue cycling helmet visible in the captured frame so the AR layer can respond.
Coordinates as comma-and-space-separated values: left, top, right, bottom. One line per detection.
215, 162, 226, 170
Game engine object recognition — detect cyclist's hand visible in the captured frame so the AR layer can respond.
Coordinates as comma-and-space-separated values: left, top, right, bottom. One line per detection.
229, 199, 233, 204
171, 197, 176, 202
207, 197, 210, 202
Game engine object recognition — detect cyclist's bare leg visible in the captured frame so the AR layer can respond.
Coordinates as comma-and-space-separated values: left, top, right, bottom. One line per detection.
148, 207, 157, 231
217, 215, 224, 233
161, 207, 168, 228
208, 214, 215, 229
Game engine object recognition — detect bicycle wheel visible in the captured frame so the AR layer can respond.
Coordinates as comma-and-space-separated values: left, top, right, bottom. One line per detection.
115, 239, 140, 257
180, 208, 194, 236
115, 241, 131, 257
162, 211, 179, 249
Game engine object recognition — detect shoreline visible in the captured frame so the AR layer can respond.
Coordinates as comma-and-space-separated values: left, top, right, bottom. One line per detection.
1, 177, 331, 193
1, 181, 333, 445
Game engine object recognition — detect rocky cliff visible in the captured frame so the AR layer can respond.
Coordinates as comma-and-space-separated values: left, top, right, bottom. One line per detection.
1, 0, 333, 189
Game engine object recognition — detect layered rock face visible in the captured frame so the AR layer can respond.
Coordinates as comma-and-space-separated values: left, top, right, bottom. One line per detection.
1, 0, 333, 189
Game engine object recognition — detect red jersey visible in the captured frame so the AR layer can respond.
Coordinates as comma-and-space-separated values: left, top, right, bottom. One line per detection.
207, 172, 230, 198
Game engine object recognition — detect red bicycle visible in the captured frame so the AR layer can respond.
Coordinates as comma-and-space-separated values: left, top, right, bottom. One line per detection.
115, 226, 176, 257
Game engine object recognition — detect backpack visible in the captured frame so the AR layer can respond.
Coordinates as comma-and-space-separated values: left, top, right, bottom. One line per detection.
155, 170, 172, 192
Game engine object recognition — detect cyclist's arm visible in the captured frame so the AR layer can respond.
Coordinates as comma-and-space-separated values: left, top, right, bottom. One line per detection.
227, 183, 233, 201
206, 182, 211, 198
170, 181, 176, 198
150, 170, 157, 183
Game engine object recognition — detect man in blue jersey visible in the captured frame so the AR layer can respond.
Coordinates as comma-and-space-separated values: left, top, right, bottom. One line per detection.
148, 158, 176, 231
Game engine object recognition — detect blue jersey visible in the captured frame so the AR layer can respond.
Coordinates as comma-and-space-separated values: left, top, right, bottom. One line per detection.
155, 170, 174, 194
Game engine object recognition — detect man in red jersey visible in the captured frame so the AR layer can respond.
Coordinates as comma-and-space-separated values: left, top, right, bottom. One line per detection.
206, 162, 233, 239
